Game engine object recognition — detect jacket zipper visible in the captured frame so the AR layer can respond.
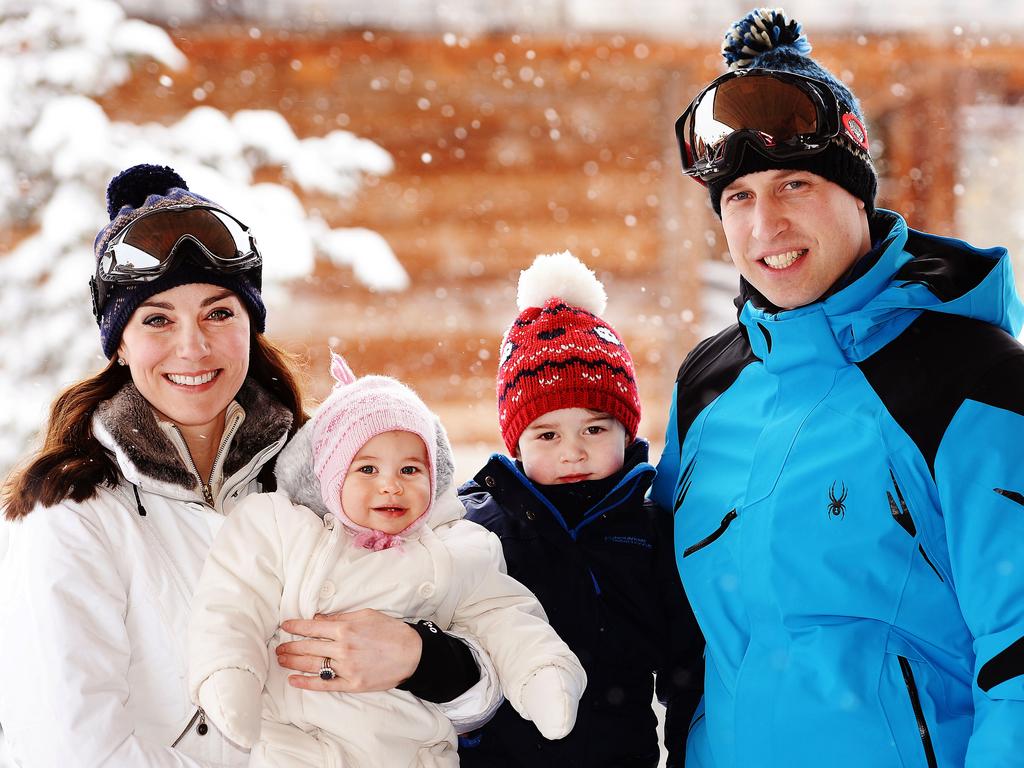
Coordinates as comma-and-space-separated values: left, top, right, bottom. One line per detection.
170, 708, 208, 748
168, 425, 214, 505
207, 412, 243, 503
888, 469, 944, 582
170, 412, 242, 507
887, 469, 917, 537
683, 509, 737, 558
897, 656, 938, 768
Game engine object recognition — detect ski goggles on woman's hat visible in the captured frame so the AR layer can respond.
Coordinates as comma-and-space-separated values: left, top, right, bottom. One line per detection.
675, 69, 870, 182
90, 204, 262, 318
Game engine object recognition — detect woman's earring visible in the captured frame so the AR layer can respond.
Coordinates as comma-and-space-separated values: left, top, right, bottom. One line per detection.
117, 358, 127, 367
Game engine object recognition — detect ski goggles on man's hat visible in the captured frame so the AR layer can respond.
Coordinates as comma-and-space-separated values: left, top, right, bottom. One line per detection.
90, 204, 262, 317
675, 69, 870, 183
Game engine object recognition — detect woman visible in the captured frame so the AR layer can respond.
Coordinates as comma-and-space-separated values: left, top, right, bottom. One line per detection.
0, 164, 494, 766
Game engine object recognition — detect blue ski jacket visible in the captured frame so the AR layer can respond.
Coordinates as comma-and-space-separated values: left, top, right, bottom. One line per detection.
652, 210, 1024, 767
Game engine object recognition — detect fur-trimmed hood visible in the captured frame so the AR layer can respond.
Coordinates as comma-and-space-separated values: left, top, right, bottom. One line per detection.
93, 378, 293, 494
275, 411, 462, 530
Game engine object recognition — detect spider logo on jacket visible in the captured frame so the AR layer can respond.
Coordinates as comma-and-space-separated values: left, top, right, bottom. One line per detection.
827, 482, 848, 520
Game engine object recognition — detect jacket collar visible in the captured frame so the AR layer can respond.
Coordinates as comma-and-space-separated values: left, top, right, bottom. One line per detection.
470, 439, 656, 539
92, 378, 293, 498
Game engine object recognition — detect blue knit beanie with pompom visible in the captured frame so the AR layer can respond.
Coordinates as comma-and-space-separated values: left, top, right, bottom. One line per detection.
92, 164, 266, 359
706, 8, 877, 217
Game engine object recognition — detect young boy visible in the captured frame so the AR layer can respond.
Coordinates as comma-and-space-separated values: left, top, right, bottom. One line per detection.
458, 252, 705, 767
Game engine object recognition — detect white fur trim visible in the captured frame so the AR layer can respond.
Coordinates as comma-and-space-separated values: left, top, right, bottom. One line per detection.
516, 251, 607, 315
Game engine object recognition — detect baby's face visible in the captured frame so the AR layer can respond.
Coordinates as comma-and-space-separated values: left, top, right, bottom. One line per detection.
516, 408, 627, 486
341, 430, 431, 534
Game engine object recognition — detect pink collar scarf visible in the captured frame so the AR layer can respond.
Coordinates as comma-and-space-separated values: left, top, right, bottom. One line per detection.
352, 529, 405, 551
340, 509, 430, 551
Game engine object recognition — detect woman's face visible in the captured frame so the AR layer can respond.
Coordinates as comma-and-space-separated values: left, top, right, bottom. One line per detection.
117, 283, 250, 436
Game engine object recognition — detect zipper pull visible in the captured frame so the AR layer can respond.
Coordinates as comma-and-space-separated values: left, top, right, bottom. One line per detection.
202, 483, 214, 506
197, 708, 208, 736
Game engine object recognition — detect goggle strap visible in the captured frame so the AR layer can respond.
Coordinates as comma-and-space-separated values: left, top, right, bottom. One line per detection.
681, 141, 707, 187
89, 276, 102, 323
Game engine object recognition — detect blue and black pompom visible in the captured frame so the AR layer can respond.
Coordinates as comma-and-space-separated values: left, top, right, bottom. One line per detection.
722, 7, 811, 71
105, 164, 189, 220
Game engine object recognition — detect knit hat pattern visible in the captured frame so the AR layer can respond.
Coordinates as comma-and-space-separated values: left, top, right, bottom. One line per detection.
311, 352, 438, 548
93, 164, 266, 358
707, 8, 878, 216
497, 251, 641, 455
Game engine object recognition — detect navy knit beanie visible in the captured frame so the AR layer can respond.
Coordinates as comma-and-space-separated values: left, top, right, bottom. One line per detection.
92, 164, 266, 359
706, 8, 878, 217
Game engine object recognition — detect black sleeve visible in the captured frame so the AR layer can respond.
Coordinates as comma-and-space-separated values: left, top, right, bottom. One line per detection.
651, 503, 705, 767
396, 619, 481, 704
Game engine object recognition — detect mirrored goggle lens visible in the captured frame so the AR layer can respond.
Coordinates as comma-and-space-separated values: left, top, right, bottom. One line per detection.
101, 207, 257, 282
688, 76, 824, 165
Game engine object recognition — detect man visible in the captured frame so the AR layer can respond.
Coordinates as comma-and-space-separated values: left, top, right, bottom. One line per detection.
652, 8, 1024, 767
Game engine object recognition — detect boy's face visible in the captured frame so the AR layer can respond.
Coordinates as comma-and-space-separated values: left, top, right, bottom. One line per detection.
341, 430, 431, 534
516, 408, 628, 486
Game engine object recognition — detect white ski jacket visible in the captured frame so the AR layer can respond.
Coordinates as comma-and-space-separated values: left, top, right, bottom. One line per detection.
0, 380, 290, 767
0, 381, 501, 767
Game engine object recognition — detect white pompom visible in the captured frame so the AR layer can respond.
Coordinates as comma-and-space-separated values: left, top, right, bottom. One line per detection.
516, 251, 607, 315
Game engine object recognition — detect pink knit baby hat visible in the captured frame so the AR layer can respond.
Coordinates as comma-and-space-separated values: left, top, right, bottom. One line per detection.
311, 352, 438, 547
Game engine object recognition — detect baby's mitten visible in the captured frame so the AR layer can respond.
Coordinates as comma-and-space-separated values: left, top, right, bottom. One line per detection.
518, 665, 585, 740
197, 668, 263, 748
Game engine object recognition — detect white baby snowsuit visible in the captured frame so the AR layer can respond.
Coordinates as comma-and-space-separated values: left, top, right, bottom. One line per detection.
188, 418, 585, 767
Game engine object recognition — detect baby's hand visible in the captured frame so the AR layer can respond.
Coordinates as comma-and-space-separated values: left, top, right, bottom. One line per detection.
518, 665, 584, 740
197, 668, 263, 748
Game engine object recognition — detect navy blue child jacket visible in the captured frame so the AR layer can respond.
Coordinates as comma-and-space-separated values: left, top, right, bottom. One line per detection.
458, 439, 704, 767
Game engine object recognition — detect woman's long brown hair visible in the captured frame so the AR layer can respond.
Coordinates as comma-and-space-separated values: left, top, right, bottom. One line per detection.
3, 334, 306, 520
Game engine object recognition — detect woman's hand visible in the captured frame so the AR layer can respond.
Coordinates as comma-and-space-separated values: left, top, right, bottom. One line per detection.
276, 608, 423, 692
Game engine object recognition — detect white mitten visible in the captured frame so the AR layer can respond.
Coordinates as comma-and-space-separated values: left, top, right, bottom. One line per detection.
517, 665, 585, 740
197, 668, 264, 749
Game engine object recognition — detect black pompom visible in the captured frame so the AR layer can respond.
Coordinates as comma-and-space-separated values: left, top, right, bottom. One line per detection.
105, 164, 188, 220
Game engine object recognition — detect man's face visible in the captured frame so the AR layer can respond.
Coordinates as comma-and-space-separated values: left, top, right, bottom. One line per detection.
719, 169, 872, 310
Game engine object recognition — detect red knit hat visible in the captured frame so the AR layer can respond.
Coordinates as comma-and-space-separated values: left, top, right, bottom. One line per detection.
497, 251, 641, 455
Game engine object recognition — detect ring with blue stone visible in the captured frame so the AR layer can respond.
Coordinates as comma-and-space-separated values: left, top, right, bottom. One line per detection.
319, 657, 336, 681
